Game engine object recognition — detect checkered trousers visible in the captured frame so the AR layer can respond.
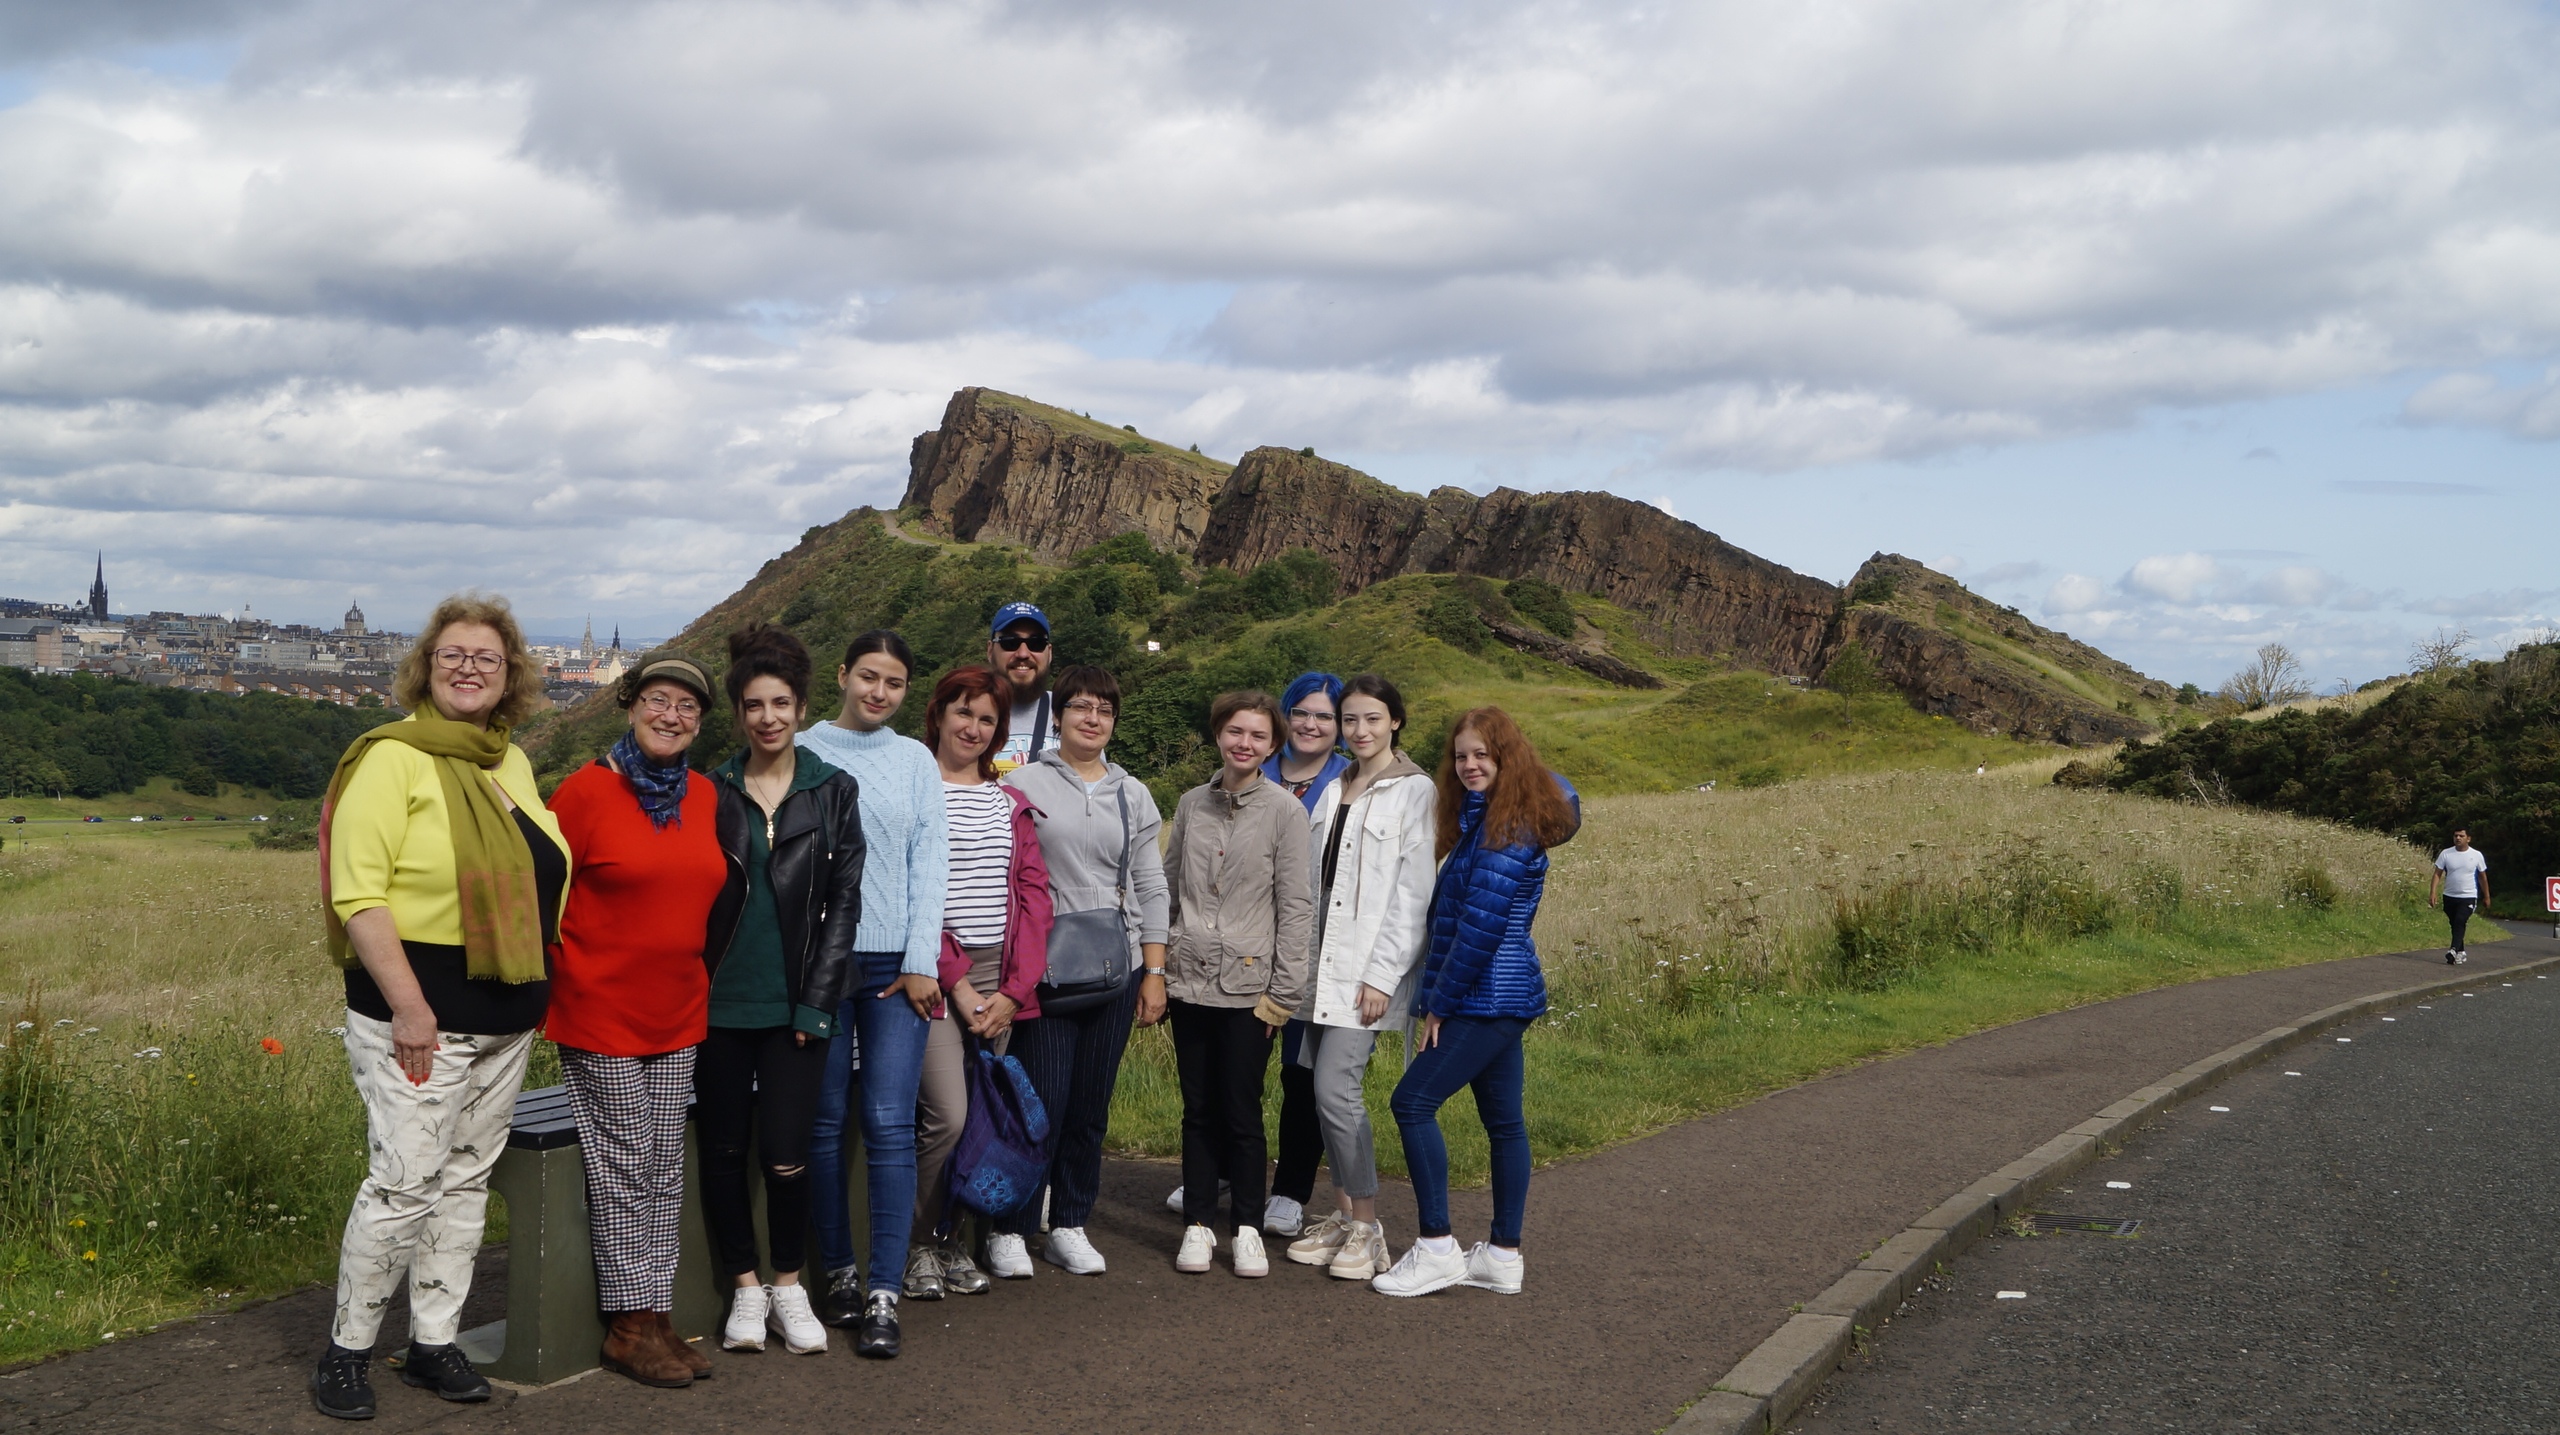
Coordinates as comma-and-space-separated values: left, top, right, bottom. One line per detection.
558, 1045, 695, 1312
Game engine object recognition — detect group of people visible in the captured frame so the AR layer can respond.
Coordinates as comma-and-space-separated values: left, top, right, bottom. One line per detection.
306, 594, 1580, 1420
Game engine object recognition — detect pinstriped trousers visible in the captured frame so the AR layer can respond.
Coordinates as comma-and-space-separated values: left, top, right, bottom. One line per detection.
558, 1045, 696, 1312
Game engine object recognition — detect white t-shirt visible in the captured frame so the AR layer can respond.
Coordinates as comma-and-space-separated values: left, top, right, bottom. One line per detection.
2436, 846, 2488, 899
943, 783, 1015, 948
994, 691, 1061, 776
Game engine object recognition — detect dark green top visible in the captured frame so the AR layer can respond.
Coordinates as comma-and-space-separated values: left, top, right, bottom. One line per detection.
709, 747, 842, 1037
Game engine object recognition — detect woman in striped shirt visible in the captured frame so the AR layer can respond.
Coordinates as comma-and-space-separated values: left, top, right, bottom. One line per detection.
907, 664, 1052, 1298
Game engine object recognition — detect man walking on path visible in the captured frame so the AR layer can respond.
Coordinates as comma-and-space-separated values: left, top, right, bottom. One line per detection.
985, 603, 1060, 775
2431, 828, 2489, 964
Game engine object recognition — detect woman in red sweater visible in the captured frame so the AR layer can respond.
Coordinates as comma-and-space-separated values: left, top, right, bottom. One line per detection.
546, 652, 727, 1389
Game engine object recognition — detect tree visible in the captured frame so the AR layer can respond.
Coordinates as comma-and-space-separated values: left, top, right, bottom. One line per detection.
2219, 643, 2312, 710
2409, 626, 2472, 676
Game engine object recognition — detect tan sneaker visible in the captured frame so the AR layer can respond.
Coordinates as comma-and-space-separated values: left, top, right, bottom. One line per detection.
1286, 1211, 1353, 1266
1328, 1221, 1390, 1281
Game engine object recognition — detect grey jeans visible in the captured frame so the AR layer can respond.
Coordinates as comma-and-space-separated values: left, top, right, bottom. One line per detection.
915, 945, 1008, 1240
1300, 1023, 1381, 1200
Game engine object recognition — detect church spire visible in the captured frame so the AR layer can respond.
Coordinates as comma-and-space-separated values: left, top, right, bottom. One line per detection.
87, 552, 108, 623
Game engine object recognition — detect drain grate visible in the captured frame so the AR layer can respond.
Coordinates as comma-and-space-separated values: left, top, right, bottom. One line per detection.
2029, 1212, 2143, 1237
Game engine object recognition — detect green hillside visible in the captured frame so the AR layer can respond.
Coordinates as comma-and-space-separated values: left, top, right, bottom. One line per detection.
528, 509, 2055, 804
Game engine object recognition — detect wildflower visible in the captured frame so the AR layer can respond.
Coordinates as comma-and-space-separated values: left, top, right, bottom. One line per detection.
259, 1038, 283, 1055
146, 1221, 158, 1230
68, 1218, 86, 1228
132, 1047, 163, 1060
82, 1251, 97, 1262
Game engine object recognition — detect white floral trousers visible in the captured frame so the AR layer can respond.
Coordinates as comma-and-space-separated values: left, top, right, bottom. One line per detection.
329, 1011, 534, 1350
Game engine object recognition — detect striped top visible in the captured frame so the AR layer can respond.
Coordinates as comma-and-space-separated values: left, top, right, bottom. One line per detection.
942, 781, 1015, 948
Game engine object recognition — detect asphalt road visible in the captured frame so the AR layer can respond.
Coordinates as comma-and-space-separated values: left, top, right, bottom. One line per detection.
1791, 967, 2560, 1434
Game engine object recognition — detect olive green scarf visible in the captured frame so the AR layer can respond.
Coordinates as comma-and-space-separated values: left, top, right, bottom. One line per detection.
320, 707, 547, 984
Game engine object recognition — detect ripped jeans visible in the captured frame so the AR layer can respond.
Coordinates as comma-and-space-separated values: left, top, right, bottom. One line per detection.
693, 1025, 830, 1279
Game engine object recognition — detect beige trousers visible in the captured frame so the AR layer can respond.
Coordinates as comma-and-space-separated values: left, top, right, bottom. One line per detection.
329, 1011, 534, 1349
915, 945, 1007, 1241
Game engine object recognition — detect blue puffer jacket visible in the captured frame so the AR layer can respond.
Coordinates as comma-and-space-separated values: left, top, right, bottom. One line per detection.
1415, 776, 1580, 1021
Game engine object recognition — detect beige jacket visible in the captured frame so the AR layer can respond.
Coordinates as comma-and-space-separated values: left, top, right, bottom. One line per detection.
1163, 771, 1315, 1019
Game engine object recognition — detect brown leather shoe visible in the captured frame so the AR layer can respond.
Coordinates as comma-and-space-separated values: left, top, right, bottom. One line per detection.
654, 1312, 712, 1378
600, 1311, 692, 1388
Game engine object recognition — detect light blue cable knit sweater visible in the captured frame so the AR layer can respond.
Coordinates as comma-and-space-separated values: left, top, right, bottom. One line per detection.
795, 721, 947, 978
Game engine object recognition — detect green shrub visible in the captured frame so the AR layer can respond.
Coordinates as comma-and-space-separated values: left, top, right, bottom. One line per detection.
1421, 589, 1490, 653
1830, 880, 1958, 989
1505, 578, 1577, 637
2282, 864, 2340, 911
1821, 641, 1893, 696
1735, 762, 1786, 789
246, 800, 320, 851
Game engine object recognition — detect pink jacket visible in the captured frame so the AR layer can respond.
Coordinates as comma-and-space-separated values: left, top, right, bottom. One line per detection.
936, 785, 1054, 1021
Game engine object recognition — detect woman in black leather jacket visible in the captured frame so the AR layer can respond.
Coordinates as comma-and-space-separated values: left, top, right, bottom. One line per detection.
695, 624, 868, 1357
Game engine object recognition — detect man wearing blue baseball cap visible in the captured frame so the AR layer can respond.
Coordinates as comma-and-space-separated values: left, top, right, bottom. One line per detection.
987, 602, 1060, 774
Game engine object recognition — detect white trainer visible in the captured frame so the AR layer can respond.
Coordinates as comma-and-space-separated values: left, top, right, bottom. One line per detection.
1286, 1211, 1353, 1266
1329, 1221, 1391, 1281
1458, 1241, 1524, 1294
1231, 1227, 1270, 1278
721, 1283, 770, 1351
985, 1232, 1035, 1280
1174, 1224, 1217, 1273
1263, 1194, 1305, 1237
1371, 1240, 1469, 1298
1044, 1226, 1107, 1275
765, 1281, 828, 1354
1165, 1180, 1231, 1218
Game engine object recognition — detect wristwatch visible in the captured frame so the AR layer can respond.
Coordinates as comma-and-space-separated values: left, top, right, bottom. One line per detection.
1142, 966, 1167, 978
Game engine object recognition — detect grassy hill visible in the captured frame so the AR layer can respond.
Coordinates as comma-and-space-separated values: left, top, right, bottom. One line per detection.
528, 508, 2061, 803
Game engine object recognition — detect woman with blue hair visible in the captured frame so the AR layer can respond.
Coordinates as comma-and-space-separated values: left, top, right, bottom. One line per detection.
1163, 669, 1347, 1236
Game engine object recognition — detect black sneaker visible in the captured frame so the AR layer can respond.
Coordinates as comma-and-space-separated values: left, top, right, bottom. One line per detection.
398, 1341, 492, 1403
855, 1290, 901, 1360
310, 1344, 377, 1421
819, 1266, 867, 1328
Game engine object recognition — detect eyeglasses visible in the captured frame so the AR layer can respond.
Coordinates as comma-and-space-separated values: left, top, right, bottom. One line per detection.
1062, 698, 1115, 719
1287, 707, 1337, 724
637, 693, 702, 720
994, 633, 1050, 653
432, 647, 506, 674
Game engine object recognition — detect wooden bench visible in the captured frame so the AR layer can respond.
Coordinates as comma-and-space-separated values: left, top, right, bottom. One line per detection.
458, 1085, 868, 1385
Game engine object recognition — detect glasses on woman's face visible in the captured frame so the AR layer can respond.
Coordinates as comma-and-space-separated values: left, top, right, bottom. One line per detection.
637, 693, 702, 721
1287, 707, 1336, 725
1063, 698, 1114, 720
432, 647, 505, 674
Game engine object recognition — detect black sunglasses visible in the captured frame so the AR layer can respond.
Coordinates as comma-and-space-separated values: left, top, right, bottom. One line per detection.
994, 633, 1051, 652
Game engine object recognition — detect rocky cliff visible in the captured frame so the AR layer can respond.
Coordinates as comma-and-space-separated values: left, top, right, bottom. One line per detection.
900, 388, 2167, 744
1827, 554, 2170, 744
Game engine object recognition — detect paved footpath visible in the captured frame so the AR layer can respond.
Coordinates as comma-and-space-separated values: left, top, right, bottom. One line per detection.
7, 929, 2549, 1434
1790, 938, 2560, 1434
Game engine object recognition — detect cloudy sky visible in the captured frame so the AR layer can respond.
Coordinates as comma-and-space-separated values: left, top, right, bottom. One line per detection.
2, 0, 2556, 684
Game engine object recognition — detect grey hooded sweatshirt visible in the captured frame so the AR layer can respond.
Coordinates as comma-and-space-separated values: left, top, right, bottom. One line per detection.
1001, 750, 1171, 971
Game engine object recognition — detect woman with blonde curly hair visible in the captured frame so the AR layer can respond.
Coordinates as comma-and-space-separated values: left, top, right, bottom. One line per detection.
310, 594, 568, 1420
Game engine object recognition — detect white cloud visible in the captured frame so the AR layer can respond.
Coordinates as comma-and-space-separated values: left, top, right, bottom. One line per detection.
2125, 552, 2225, 604
2044, 573, 2106, 614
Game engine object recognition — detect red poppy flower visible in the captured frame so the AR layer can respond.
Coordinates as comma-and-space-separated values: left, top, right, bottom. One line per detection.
260, 1038, 284, 1055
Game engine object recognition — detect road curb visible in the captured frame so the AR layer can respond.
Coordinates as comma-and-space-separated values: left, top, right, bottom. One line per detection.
1666, 945, 2560, 1435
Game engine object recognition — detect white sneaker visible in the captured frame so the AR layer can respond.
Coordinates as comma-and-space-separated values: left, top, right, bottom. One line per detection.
1174, 1224, 1216, 1274
1165, 1180, 1231, 1217
1458, 1241, 1524, 1294
1371, 1239, 1469, 1298
1231, 1227, 1269, 1278
985, 1232, 1034, 1280
721, 1283, 770, 1351
1286, 1211, 1353, 1266
1329, 1221, 1390, 1281
765, 1281, 828, 1354
1044, 1226, 1107, 1275
1262, 1194, 1305, 1237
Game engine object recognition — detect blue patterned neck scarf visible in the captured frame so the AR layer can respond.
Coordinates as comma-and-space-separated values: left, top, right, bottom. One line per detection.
609, 731, 690, 829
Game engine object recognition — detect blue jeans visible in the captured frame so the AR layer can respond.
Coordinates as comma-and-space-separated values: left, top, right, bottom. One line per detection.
809, 951, 932, 1290
1389, 1015, 1532, 1247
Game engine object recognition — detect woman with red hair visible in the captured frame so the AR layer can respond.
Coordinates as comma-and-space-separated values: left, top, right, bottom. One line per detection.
906, 664, 1052, 1299
1372, 706, 1579, 1300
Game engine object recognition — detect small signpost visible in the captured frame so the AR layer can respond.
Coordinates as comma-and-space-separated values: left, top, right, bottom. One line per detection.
2544, 876, 2559, 938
